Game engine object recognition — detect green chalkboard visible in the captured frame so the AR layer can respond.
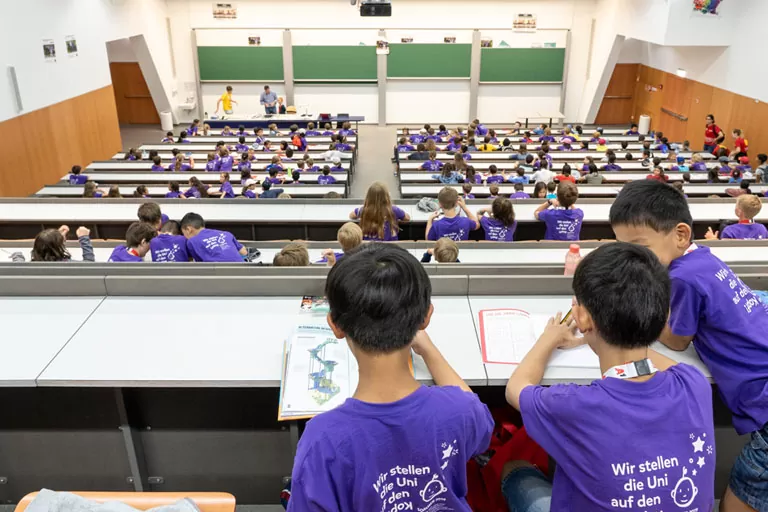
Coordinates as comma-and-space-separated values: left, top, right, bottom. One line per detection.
387, 44, 472, 78
480, 48, 565, 82
197, 46, 284, 81
293, 46, 377, 81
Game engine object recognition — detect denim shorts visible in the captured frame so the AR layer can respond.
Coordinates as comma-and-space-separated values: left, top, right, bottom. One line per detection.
501, 465, 552, 512
730, 422, 768, 510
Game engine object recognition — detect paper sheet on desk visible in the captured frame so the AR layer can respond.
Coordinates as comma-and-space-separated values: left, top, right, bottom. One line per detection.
479, 309, 599, 367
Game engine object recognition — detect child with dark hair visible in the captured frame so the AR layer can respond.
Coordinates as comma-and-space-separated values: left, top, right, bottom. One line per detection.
461, 182, 475, 200
69, 165, 88, 185
477, 197, 516, 242
545, 181, 557, 199
624, 123, 639, 136
318, 166, 337, 185
150, 221, 190, 263
756, 153, 768, 183
535, 182, 583, 241
532, 182, 547, 199
165, 182, 183, 199
503, 242, 714, 511
108, 223, 157, 262
13, 225, 94, 262
421, 151, 444, 172
510, 183, 530, 199
181, 213, 246, 262
426, 188, 480, 241
289, 243, 493, 510
610, 179, 768, 511
603, 154, 622, 172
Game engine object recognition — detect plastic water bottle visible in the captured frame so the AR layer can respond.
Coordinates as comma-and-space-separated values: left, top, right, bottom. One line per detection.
564, 244, 582, 276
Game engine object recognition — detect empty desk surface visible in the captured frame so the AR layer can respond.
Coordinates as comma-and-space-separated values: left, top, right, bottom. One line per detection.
0, 297, 104, 386
468, 295, 710, 385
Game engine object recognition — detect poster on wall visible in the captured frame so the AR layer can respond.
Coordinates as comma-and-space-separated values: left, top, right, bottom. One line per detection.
212, 2, 237, 19
481, 39, 493, 48
693, 0, 722, 15
248, 36, 261, 46
514, 14, 537, 31
376, 40, 389, 55
42, 39, 56, 62
400, 37, 413, 44
444, 37, 456, 44
65, 35, 78, 57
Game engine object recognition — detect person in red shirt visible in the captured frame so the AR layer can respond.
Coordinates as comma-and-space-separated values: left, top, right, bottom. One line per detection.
703, 114, 725, 153
646, 166, 669, 183
732, 128, 749, 159
554, 166, 577, 184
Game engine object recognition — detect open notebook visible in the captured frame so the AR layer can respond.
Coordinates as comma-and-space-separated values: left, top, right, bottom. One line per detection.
478, 308, 598, 367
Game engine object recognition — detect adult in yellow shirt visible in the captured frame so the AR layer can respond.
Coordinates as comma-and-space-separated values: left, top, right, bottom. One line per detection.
215, 85, 237, 115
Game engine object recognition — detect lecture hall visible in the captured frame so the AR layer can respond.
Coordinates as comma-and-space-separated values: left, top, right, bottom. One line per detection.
1, 0, 767, 511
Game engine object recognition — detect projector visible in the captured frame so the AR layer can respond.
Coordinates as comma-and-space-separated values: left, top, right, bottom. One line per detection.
361, 0, 391, 16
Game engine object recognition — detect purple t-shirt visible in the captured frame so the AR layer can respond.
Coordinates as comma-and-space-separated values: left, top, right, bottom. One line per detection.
108, 246, 143, 262
151, 165, 165, 173
205, 161, 217, 172
397, 144, 415, 152
669, 245, 768, 434
354, 206, 407, 241
69, 174, 88, 185
318, 175, 336, 185
186, 228, 244, 262
520, 364, 715, 511
480, 217, 516, 242
167, 163, 191, 172
288, 385, 493, 512
721, 222, 768, 240
510, 191, 531, 199
150, 234, 190, 262
603, 163, 622, 172
421, 160, 444, 172
486, 175, 505, 184
428, 215, 476, 241
220, 181, 235, 198
216, 156, 234, 172
538, 208, 584, 241
165, 191, 182, 199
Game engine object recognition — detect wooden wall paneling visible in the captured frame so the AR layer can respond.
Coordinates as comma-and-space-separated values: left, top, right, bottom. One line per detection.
97, 86, 123, 153
685, 81, 714, 150
110, 62, 160, 125
595, 64, 638, 125
659, 75, 691, 143
709, 87, 735, 139
0, 117, 30, 196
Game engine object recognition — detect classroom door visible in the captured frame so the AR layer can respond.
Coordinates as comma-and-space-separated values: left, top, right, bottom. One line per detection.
594, 64, 638, 126
109, 62, 160, 124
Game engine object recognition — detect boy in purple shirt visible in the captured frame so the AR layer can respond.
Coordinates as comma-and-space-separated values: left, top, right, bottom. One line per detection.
504, 242, 715, 512
235, 136, 249, 154
426, 187, 480, 241
208, 172, 235, 198
705, 194, 768, 240
181, 212, 247, 262
150, 220, 190, 262
510, 183, 530, 199
610, 179, 768, 511
68, 165, 88, 185
288, 243, 493, 511
318, 167, 337, 185
603, 154, 623, 172
304, 122, 320, 137
150, 156, 166, 173
108, 222, 156, 262
216, 150, 235, 172
396, 137, 414, 152
421, 151, 444, 172
534, 181, 584, 241
485, 165, 505, 184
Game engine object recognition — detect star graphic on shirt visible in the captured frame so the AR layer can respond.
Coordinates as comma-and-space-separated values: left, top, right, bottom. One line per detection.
689, 433, 695, 440
697, 456, 706, 468
692, 436, 705, 453
692, 469, 698, 476
441, 444, 453, 460
707, 445, 713, 455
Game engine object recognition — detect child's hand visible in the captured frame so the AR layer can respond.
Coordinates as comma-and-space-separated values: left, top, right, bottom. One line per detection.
411, 330, 435, 356
428, 211, 441, 221
549, 199, 560, 207
76, 227, 90, 238
538, 312, 582, 349
322, 249, 336, 266
705, 227, 719, 240
58, 225, 70, 238
456, 197, 466, 208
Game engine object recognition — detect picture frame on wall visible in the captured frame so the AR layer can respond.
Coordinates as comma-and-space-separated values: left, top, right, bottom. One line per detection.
514, 13, 537, 32
65, 35, 78, 57
444, 37, 456, 44
43, 39, 56, 62
213, 2, 237, 19
376, 40, 390, 55
248, 36, 261, 46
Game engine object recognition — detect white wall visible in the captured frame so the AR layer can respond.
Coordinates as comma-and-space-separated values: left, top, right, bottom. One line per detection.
0, 0, 178, 124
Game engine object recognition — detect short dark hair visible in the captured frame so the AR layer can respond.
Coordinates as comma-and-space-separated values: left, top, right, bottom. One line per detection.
573, 242, 670, 349
180, 212, 205, 230
226, 86, 233, 92
137, 203, 162, 226
263, 85, 270, 90
161, 220, 181, 235
609, 180, 692, 233
557, 181, 578, 207
71, 165, 82, 174
125, 222, 157, 248
326, 243, 431, 354
758, 154, 767, 164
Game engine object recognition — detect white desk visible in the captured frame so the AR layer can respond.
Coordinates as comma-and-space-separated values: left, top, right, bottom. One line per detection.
0, 297, 104, 386
37, 297, 303, 387
37, 185, 346, 198
185, 136, 354, 144
399, 151, 709, 161
399, 163, 718, 172
468, 295, 710, 385
88, 160, 339, 170
67, 172, 348, 185
413, 297, 488, 386
400, 183, 765, 197
124, 150, 353, 161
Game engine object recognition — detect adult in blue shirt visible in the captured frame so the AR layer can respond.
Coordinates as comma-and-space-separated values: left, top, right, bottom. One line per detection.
260, 85, 278, 114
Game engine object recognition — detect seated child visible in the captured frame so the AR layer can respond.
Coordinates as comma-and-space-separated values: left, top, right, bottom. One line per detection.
242, 179, 258, 199
510, 183, 530, 199
318, 166, 337, 185
705, 194, 768, 240
503, 242, 715, 511
477, 197, 516, 242
397, 137, 414, 152
69, 165, 88, 185
273, 243, 309, 267
165, 182, 183, 199
12, 225, 94, 262
150, 220, 190, 262
319, 222, 364, 266
208, 172, 235, 198
485, 165, 506, 185
151, 156, 166, 173
426, 187, 480, 241
624, 123, 639, 136
610, 179, 768, 511
108, 222, 157, 262
690, 153, 707, 172
508, 168, 529, 185
291, 171, 301, 184
288, 243, 492, 510
487, 184, 501, 199
330, 157, 345, 173
235, 136, 249, 154
595, 138, 608, 152
535, 181, 583, 241
420, 237, 460, 263
462, 182, 475, 199
421, 151, 444, 172
259, 181, 284, 199
545, 181, 557, 199
161, 131, 174, 143
603, 154, 622, 172
181, 212, 247, 262
756, 153, 768, 183
554, 166, 576, 184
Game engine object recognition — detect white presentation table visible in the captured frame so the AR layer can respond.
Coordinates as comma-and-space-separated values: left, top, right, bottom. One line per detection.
0, 297, 104, 386
468, 295, 710, 385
